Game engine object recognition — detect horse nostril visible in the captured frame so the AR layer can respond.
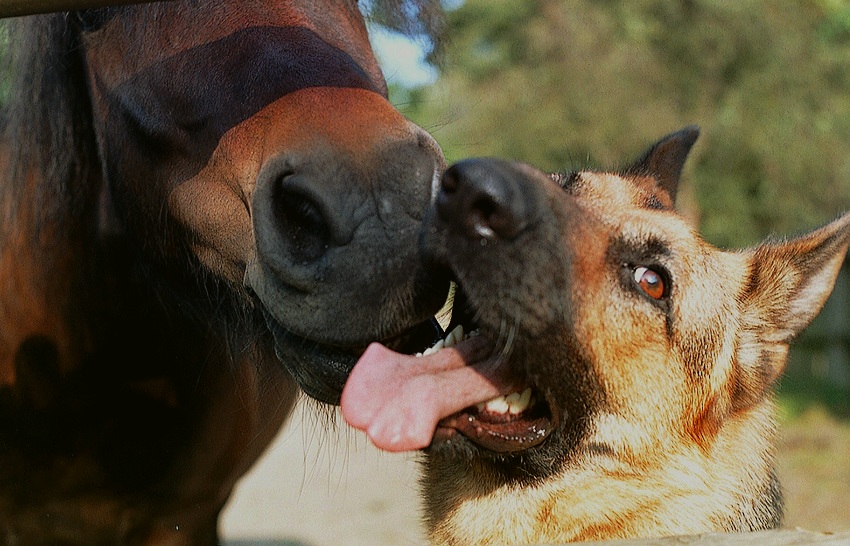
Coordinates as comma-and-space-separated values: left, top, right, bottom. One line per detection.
437, 159, 531, 241
273, 179, 332, 264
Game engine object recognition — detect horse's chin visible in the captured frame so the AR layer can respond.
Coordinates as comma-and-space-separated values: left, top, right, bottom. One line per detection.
261, 309, 444, 405
261, 313, 357, 404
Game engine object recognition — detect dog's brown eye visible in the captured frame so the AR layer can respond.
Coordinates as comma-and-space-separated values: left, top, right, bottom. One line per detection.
633, 266, 665, 299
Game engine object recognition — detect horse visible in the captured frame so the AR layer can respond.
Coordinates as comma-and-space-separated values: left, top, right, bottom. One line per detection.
0, 2, 447, 543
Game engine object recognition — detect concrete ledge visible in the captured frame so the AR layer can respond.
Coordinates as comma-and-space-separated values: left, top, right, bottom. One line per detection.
570, 530, 850, 545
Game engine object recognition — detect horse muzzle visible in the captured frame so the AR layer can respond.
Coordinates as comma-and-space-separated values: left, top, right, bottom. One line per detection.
244, 89, 448, 403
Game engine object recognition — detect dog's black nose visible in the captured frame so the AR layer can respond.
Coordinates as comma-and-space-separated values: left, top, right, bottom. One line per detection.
437, 158, 537, 241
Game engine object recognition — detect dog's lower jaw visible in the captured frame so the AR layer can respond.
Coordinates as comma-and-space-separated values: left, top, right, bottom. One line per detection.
422, 400, 783, 546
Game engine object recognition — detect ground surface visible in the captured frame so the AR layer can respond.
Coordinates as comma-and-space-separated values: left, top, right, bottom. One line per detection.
220, 401, 427, 546
777, 406, 850, 533
220, 400, 850, 546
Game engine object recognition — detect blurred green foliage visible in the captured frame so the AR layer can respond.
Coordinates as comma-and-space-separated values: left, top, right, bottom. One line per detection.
389, 0, 850, 416
394, 0, 850, 248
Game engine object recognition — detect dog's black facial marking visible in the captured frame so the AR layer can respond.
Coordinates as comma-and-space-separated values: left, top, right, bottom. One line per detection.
582, 441, 619, 460
552, 170, 581, 192
643, 193, 667, 210
422, 159, 613, 483
610, 235, 672, 262
426, 327, 606, 484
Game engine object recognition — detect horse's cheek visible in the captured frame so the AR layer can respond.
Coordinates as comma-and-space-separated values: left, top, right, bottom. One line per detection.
168, 177, 255, 285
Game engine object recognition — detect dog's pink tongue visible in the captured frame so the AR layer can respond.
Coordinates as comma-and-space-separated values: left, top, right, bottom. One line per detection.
341, 338, 498, 452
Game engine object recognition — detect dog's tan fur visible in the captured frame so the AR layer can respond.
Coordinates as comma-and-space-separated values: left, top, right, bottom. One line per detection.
420, 128, 850, 545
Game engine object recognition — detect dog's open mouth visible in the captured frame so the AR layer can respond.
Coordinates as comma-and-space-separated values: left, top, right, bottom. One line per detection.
426, 319, 556, 453
341, 286, 558, 453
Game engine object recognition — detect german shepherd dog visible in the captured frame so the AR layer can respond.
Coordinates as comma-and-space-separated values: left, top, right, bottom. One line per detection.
342, 127, 850, 545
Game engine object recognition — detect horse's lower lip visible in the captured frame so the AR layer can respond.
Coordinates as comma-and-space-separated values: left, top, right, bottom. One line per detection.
262, 314, 355, 405
262, 310, 442, 405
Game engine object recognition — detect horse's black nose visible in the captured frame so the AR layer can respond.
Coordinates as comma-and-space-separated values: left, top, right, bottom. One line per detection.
247, 123, 447, 355
437, 158, 537, 241
268, 172, 340, 265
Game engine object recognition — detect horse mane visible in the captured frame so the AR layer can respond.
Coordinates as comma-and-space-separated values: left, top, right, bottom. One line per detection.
0, 13, 100, 239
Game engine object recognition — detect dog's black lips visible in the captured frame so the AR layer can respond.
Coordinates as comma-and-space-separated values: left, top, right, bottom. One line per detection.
429, 286, 559, 453
434, 395, 557, 453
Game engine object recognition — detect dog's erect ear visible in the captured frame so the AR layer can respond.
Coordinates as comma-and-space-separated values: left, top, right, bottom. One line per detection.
625, 125, 700, 204
733, 212, 850, 409
743, 213, 850, 341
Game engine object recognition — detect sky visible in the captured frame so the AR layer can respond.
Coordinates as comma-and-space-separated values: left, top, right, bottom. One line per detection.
367, 23, 438, 88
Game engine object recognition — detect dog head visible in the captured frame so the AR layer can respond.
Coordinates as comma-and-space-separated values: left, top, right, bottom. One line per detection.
344, 126, 850, 475
415, 127, 849, 476
342, 127, 850, 542
343, 127, 850, 476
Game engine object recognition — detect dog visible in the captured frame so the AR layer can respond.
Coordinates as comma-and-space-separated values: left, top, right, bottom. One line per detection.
342, 126, 850, 545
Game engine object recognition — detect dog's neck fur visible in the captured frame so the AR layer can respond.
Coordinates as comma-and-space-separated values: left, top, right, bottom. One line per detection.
422, 398, 781, 545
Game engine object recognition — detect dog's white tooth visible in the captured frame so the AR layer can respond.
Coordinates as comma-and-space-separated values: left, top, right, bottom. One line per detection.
518, 387, 532, 408
485, 396, 509, 414
468, 329, 480, 337
415, 352, 423, 357
506, 392, 522, 415
446, 324, 465, 348
509, 388, 533, 414
476, 402, 486, 412
422, 324, 469, 355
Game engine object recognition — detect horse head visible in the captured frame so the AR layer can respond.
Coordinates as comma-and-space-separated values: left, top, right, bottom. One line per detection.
76, 2, 447, 404
0, 1, 445, 540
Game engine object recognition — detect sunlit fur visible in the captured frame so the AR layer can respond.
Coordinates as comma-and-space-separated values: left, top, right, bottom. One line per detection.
422, 130, 850, 545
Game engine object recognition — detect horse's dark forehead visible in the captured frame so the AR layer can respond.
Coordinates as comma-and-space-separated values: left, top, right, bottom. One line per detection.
112, 25, 380, 122
103, 25, 381, 183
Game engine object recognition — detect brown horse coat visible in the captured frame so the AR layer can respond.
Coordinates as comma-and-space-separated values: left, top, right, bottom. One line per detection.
0, 2, 446, 543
